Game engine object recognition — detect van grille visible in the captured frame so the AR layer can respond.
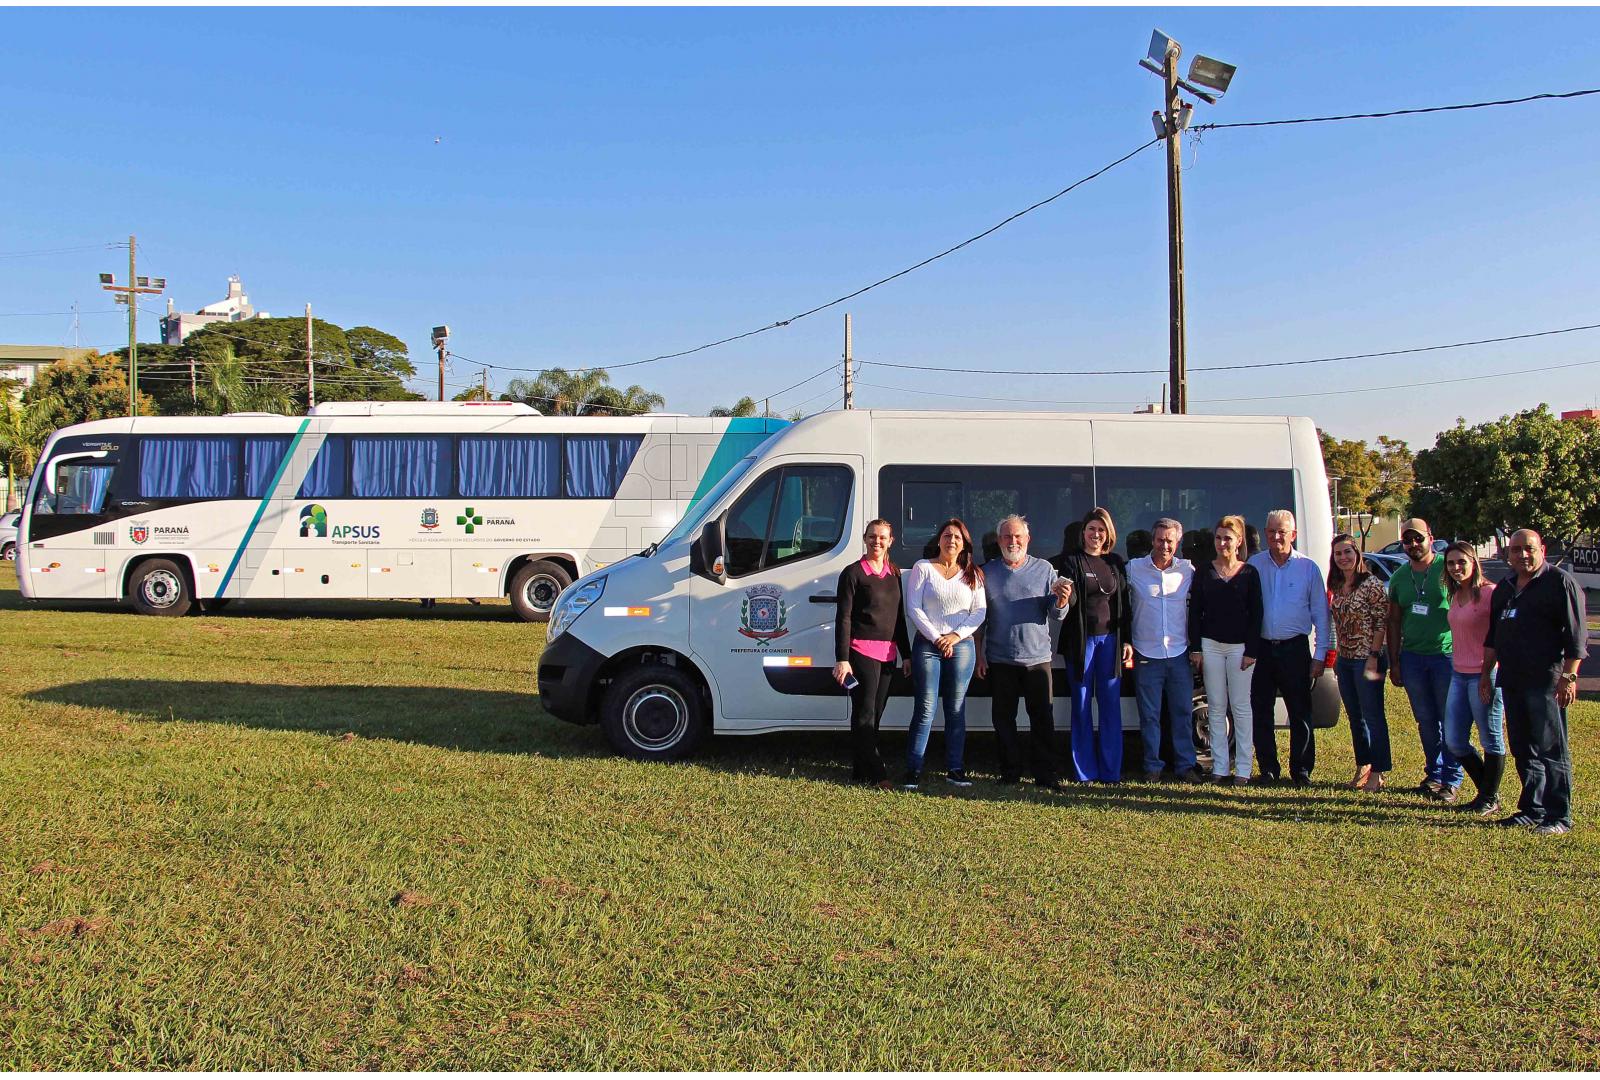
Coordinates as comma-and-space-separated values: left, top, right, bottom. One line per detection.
93, 531, 115, 546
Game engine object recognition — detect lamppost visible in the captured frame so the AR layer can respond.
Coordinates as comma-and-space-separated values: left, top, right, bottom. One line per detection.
99, 235, 165, 417
1139, 30, 1237, 415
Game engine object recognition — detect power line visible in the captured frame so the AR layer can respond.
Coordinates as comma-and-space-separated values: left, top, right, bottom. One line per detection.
1193, 355, 1600, 404
0, 242, 123, 260
0, 308, 122, 318
854, 378, 1142, 408
1194, 87, 1600, 132
855, 319, 1600, 377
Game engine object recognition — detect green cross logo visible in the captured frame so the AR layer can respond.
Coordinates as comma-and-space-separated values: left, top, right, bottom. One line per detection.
457, 507, 483, 534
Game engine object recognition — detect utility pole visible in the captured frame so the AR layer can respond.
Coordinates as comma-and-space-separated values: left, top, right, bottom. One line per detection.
305, 303, 315, 409
431, 325, 450, 403
843, 312, 854, 410
1139, 31, 1236, 417
479, 367, 489, 402
1160, 49, 1188, 415
99, 235, 165, 417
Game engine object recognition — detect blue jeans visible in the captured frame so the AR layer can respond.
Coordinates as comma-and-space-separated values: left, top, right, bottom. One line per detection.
905, 636, 975, 774
1445, 670, 1505, 757
1400, 650, 1461, 788
1133, 652, 1197, 774
1335, 654, 1392, 772
1069, 634, 1124, 782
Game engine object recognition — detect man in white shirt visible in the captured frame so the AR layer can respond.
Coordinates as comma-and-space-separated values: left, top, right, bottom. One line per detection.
1247, 509, 1332, 786
1126, 517, 1202, 782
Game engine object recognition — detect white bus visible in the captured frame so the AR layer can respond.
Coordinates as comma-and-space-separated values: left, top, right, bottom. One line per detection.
18, 402, 786, 620
538, 409, 1341, 759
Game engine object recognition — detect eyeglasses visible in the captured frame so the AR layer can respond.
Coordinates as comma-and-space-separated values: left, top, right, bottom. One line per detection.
1402, 535, 1427, 543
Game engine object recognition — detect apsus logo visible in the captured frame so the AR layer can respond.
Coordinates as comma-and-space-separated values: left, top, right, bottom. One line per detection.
332, 524, 380, 540
738, 584, 790, 643
299, 504, 328, 538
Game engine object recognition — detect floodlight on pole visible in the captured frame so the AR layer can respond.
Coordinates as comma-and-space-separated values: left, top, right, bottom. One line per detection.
1138, 30, 1236, 414
99, 235, 165, 418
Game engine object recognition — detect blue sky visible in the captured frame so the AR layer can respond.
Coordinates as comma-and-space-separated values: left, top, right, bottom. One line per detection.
4, 6, 1598, 448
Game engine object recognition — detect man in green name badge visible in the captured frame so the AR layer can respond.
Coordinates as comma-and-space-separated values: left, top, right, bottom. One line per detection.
1386, 517, 1460, 801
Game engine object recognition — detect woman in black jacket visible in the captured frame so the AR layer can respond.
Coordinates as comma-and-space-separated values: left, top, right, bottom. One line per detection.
1053, 506, 1132, 783
834, 517, 912, 787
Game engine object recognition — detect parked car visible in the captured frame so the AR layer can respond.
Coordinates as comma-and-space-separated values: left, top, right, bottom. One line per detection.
1, 509, 19, 561
1363, 552, 1404, 581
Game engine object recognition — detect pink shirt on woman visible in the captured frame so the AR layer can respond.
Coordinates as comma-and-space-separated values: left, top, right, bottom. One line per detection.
851, 559, 899, 663
1446, 580, 1496, 674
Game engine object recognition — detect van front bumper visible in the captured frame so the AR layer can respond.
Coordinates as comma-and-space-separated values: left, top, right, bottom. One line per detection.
537, 633, 605, 725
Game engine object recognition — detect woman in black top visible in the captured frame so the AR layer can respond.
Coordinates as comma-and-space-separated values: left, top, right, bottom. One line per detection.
834, 517, 912, 787
1186, 514, 1263, 784
1053, 506, 1132, 783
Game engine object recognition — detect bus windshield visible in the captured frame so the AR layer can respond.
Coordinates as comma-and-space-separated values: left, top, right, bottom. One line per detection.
658, 454, 758, 551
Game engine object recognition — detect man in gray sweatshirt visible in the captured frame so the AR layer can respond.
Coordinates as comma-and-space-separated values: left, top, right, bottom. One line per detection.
977, 514, 1073, 789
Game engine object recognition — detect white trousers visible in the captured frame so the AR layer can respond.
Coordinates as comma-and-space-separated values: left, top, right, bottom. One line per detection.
1201, 637, 1255, 778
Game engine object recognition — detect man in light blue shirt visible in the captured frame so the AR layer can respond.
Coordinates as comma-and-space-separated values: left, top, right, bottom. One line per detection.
1247, 509, 1331, 786
1126, 517, 1202, 782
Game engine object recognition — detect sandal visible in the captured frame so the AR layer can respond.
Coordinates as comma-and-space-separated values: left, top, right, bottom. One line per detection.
1361, 771, 1386, 793
1349, 765, 1372, 790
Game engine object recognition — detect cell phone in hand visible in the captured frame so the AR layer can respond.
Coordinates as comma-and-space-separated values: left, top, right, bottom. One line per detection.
843, 674, 860, 691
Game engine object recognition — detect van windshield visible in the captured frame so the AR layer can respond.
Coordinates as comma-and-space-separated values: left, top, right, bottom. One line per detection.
658, 454, 758, 551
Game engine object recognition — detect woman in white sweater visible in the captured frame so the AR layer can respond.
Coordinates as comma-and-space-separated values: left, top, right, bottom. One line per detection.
901, 517, 987, 788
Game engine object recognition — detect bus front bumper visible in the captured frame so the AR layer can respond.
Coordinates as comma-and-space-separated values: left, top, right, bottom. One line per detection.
537, 632, 605, 725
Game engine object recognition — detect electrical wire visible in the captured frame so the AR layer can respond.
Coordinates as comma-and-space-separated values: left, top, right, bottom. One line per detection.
0, 309, 122, 318
0, 242, 123, 260
853, 378, 1144, 408
1192, 355, 1600, 404
855, 320, 1600, 377
1193, 87, 1600, 132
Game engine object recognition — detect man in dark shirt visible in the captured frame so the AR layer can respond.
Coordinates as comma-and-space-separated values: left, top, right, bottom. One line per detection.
1480, 529, 1587, 834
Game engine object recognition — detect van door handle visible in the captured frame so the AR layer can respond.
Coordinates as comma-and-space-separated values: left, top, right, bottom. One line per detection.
809, 593, 837, 604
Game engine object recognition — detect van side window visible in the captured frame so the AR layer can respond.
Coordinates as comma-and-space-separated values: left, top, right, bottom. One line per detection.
1097, 467, 1295, 561
724, 465, 852, 577
879, 465, 1092, 567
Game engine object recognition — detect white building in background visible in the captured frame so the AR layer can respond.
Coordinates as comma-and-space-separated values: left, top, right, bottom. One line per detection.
0, 345, 95, 394
160, 276, 271, 344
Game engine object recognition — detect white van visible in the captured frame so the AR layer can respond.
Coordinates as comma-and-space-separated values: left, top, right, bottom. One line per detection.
538, 409, 1341, 759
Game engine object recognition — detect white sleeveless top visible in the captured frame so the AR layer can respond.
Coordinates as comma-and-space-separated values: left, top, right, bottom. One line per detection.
904, 560, 988, 643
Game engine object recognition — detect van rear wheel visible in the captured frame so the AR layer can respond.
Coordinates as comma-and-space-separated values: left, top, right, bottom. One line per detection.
129, 558, 193, 617
510, 560, 572, 622
600, 663, 707, 761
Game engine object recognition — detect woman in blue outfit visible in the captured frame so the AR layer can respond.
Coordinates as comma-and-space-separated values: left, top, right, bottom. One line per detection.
1054, 506, 1132, 783
901, 518, 987, 788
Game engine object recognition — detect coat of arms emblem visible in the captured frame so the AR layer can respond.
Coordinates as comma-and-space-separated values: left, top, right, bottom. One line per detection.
129, 524, 149, 545
420, 507, 440, 531
738, 584, 789, 643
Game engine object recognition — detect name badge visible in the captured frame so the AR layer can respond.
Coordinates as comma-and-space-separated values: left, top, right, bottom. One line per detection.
1150, 584, 1162, 597
1501, 607, 1517, 620
1411, 602, 1430, 616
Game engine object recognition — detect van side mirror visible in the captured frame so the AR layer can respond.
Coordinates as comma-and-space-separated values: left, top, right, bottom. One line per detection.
690, 516, 727, 584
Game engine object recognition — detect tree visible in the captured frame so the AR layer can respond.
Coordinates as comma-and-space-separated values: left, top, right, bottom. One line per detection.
503, 367, 666, 416
709, 396, 760, 418
1412, 405, 1600, 545
1319, 430, 1379, 517
452, 384, 493, 402
23, 352, 155, 432
0, 386, 52, 511
1369, 435, 1414, 518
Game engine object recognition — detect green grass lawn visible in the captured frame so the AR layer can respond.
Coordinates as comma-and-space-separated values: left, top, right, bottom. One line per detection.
3, 563, 1597, 1069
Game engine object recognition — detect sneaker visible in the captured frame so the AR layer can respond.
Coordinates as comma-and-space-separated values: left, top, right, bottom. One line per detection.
945, 770, 973, 788
1175, 767, 1205, 784
1435, 785, 1461, 805
1143, 770, 1165, 783
1474, 799, 1502, 818
898, 772, 921, 791
1290, 773, 1311, 789
1416, 780, 1442, 797
1535, 822, 1571, 836
1231, 776, 1251, 787
1497, 813, 1538, 829
1211, 773, 1231, 785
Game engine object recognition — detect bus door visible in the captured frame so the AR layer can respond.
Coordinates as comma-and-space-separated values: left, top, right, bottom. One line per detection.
689, 456, 860, 724
24, 451, 116, 599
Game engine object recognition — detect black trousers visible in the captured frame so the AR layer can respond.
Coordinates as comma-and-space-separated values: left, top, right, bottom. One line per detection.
1251, 635, 1315, 780
989, 661, 1059, 784
848, 649, 895, 784
1503, 685, 1573, 827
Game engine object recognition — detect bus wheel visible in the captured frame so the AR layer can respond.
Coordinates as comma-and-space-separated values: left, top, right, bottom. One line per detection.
509, 560, 572, 622
600, 664, 707, 761
129, 559, 193, 617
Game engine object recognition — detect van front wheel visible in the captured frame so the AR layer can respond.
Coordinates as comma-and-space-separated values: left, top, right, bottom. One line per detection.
510, 560, 572, 622
600, 664, 707, 761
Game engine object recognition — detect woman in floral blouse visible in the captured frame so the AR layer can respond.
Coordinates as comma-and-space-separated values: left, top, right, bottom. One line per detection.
1328, 534, 1393, 792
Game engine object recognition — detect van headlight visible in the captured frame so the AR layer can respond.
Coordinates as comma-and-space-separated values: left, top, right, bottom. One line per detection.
548, 575, 606, 640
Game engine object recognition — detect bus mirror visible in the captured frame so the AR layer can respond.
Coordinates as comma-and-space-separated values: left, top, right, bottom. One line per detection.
691, 517, 727, 584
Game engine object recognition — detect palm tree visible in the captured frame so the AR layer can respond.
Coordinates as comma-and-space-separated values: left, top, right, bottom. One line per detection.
0, 389, 50, 511
194, 341, 293, 416
709, 396, 760, 418
504, 368, 665, 415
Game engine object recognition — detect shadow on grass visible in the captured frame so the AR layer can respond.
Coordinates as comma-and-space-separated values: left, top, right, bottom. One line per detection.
28, 678, 1478, 827
26, 679, 606, 758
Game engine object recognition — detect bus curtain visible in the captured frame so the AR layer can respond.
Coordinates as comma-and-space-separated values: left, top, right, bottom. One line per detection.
244, 437, 293, 498
298, 437, 347, 499
458, 436, 560, 498
351, 436, 454, 499
564, 435, 643, 498
139, 436, 239, 499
